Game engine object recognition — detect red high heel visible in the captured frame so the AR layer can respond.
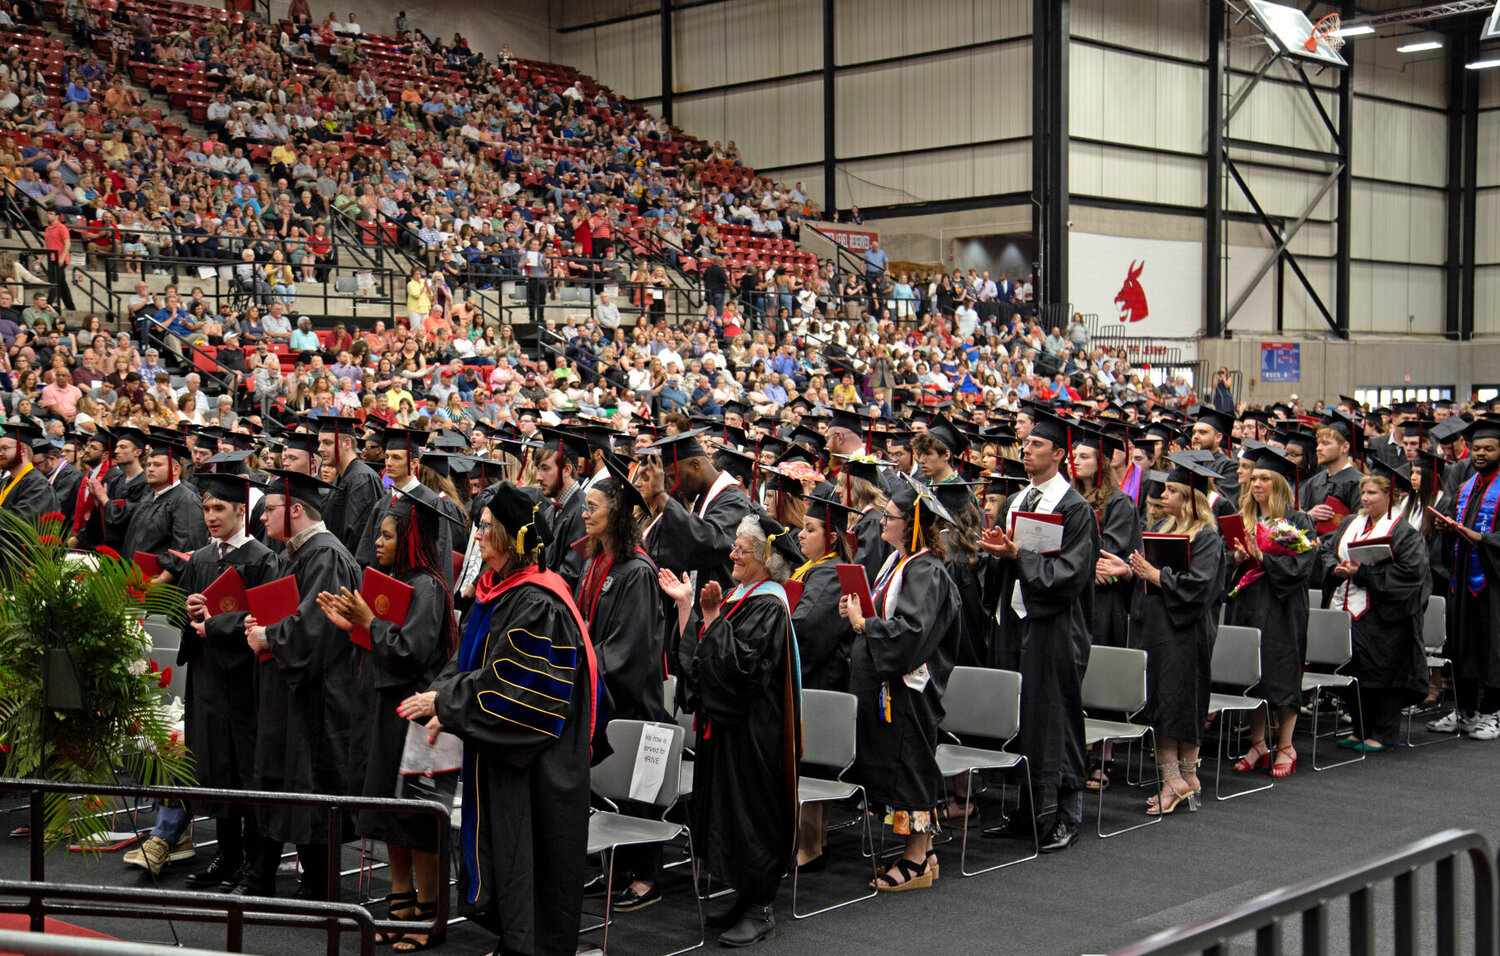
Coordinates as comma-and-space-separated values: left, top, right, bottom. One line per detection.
1271, 745, 1298, 778
1232, 741, 1270, 773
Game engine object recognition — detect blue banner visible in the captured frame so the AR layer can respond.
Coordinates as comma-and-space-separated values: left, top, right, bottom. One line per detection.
1260, 342, 1300, 383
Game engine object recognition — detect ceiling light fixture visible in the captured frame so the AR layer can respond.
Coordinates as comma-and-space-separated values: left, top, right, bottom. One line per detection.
1396, 40, 1443, 53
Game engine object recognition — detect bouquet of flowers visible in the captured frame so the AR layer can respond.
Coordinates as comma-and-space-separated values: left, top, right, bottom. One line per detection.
0, 512, 194, 850
1226, 518, 1315, 598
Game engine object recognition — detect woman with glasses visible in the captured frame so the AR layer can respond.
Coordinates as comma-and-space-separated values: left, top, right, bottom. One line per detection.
840, 484, 959, 892
658, 514, 803, 947
397, 482, 594, 956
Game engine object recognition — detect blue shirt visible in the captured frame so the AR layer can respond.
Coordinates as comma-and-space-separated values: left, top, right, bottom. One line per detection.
862, 247, 888, 273
289, 328, 319, 351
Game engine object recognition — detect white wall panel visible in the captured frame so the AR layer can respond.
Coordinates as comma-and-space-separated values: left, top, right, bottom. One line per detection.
1479, 190, 1500, 266
1224, 163, 1338, 223
835, 141, 1029, 209
1348, 263, 1445, 334
1482, 71, 1500, 110
1349, 183, 1445, 266
1070, 45, 1204, 153
834, 45, 1031, 157
1478, 267, 1500, 337
557, 16, 662, 100
1226, 74, 1341, 156
1481, 112, 1500, 190
1350, 100, 1446, 188
1276, 257, 1336, 334
673, 0, 821, 93
1349, 38, 1445, 110
673, 78, 823, 170
341, 0, 558, 62
1070, 143, 1204, 207
832, 0, 1028, 65
1070, 0, 1206, 61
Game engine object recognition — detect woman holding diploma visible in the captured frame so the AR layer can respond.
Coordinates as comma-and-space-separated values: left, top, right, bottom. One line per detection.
841, 483, 959, 892
1317, 465, 1430, 751
1225, 446, 1317, 778
1124, 456, 1224, 813
658, 514, 803, 946
318, 495, 459, 951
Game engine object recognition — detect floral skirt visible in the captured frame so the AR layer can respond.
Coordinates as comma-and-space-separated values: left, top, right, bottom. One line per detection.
885, 808, 937, 836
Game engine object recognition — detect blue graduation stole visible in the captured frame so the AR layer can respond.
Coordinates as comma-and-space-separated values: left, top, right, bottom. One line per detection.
1453, 474, 1500, 596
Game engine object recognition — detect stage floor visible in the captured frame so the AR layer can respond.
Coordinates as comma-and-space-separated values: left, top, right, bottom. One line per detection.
2, 719, 1494, 955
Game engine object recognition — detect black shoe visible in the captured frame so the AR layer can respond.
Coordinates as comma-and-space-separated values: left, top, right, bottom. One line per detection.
704, 898, 745, 930
981, 812, 1034, 840
582, 872, 613, 899
794, 854, 827, 875
611, 883, 661, 912
184, 854, 242, 888
717, 905, 775, 948
218, 861, 252, 892
1040, 821, 1079, 854
227, 878, 273, 898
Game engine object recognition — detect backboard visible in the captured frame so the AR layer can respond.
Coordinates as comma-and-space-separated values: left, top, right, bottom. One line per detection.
1485, 1, 1500, 41
1246, 0, 1350, 68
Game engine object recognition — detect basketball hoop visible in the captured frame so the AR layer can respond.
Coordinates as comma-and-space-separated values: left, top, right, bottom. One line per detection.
1305, 12, 1343, 53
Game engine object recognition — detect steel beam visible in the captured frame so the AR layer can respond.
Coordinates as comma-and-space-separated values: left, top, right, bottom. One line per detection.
659, 0, 673, 124
1206, 0, 1226, 339
1223, 163, 1343, 325
1333, 0, 1354, 339
822, 0, 835, 215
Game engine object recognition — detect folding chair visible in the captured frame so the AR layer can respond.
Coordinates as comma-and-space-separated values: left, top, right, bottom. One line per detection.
1302, 607, 1363, 770
1204, 626, 1272, 800
1308, 588, 1323, 608
791, 690, 875, 917
933, 667, 1037, 875
1404, 595, 1457, 747
1081, 646, 1161, 838
585, 719, 701, 956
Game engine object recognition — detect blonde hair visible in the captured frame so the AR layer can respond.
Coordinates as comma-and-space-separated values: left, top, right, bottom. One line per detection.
1161, 482, 1214, 538
1239, 470, 1292, 525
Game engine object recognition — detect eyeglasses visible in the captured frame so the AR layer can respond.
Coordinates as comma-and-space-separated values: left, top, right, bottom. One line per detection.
728, 544, 755, 558
475, 520, 492, 532
580, 502, 602, 515
879, 512, 903, 524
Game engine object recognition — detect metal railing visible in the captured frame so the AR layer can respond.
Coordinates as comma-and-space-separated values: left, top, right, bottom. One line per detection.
0, 927, 229, 956
802, 223, 869, 280
0, 777, 452, 956
1111, 828, 1498, 956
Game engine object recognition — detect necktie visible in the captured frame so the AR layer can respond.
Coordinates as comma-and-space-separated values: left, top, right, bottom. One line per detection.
218, 541, 230, 560
1020, 488, 1041, 513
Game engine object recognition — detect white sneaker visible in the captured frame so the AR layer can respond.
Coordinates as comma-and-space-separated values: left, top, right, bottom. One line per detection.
1468, 713, 1500, 741
1427, 710, 1468, 733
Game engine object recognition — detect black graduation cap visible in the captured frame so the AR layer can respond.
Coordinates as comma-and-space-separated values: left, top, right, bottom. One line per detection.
113, 426, 151, 452
1391, 401, 1420, 418
6, 422, 57, 454
837, 454, 888, 488
775, 439, 823, 471
596, 451, 648, 514
203, 450, 253, 475
260, 468, 337, 510
756, 435, 788, 461
1324, 411, 1366, 461
1191, 404, 1234, 439
387, 487, 471, 538
787, 396, 815, 415
84, 427, 114, 450
197, 471, 253, 506
1165, 451, 1220, 490
753, 513, 805, 569
1415, 449, 1447, 484
196, 425, 226, 444
828, 407, 872, 439
720, 399, 749, 421
1270, 402, 1294, 419
720, 423, 750, 450
1338, 394, 1361, 411
931, 479, 983, 518
221, 430, 260, 451
1463, 416, 1500, 445
1027, 409, 1073, 449
1140, 421, 1175, 446
381, 426, 429, 455
419, 452, 461, 478
314, 414, 363, 436
426, 430, 470, 452
279, 430, 320, 455
145, 435, 189, 460
1367, 456, 1413, 497
801, 494, 857, 535
609, 432, 638, 457
1430, 416, 1468, 446
713, 445, 759, 489
1244, 445, 1299, 485
985, 458, 1030, 499
979, 425, 1018, 447
483, 481, 552, 550
890, 473, 955, 551
923, 412, 969, 457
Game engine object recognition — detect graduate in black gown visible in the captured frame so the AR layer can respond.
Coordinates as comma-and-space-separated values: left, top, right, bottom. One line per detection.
119, 438, 209, 582
933, 479, 991, 670
842, 482, 959, 891
243, 469, 362, 900
573, 453, 671, 913
99, 426, 150, 550
399, 482, 596, 956
1427, 418, 1500, 737
41, 442, 82, 526
980, 411, 1099, 853
537, 427, 588, 591
0, 423, 61, 521
658, 513, 802, 947
1225, 446, 1317, 779
1320, 465, 1430, 750
176, 472, 286, 893
355, 429, 457, 588
1075, 429, 1141, 649
1125, 456, 1225, 814
316, 415, 386, 554
318, 494, 460, 950
638, 427, 755, 601
838, 457, 892, 585
69, 430, 116, 550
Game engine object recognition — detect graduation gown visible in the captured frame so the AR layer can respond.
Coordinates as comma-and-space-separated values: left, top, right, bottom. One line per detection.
645, 478, 753, 596
72, 463, 117, 550
102, 469, 150, 549
1299, 466, 1361, 525
0, 465, 59, 521
120, 482, 209, 579
432, 571, 592, 956
349, 567, 454, 851
260, 530, 362, 844
356, 483, 457, 588
849, 551, 958, 811
678, 583, 801, 906
1130, 523, 1224, 744
47, 462, 82, 526
944, 542, 989, 668
1445, 471, 1500, 687
1210, 451, 1240, 504
995, 482, 1099, 791
1224, 509, 1317, 707
851, 506, 892, 585
177, 536, 286, 817
574, 549, 669, 722
1094, 490, 1142, 648
541, 487, 586, 591
325, 458, 385, 554
1319, 514, 1429, 698
790, 556, 855, 691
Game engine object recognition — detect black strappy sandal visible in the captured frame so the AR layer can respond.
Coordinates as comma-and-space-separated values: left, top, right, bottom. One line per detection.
391, 900, 445, 952
871, 856, 933, 893
375, 891, 417, 946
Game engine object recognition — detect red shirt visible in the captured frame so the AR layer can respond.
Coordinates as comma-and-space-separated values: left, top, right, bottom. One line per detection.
44, 219, 70, 259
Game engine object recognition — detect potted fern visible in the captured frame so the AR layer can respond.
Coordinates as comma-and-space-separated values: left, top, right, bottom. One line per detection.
0, 511, 196, 849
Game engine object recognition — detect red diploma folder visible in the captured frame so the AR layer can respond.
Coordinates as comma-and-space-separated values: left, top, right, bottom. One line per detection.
836, 563, 876, 618
1008, 510, 1064, 554
783, 580, 804, 613
1217, 514, 1248, 553
1316, 496, 1351, 536
452, 550, 465, 582
352, 566, 414, 650
133, 551, 162, 577
246, 575, 300, 661
201, 566, 248, 616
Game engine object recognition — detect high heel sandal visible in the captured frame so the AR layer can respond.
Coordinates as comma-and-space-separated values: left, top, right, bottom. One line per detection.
925, 849, 939, 881
1232, 741, 1270, 773
391, 901, 445, 953
375, 891, 417, 946
1180, 758, 1203, 794
1271, 745, 1298, 778
1146, 763, 1200, 815
870, 857, 932, 893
